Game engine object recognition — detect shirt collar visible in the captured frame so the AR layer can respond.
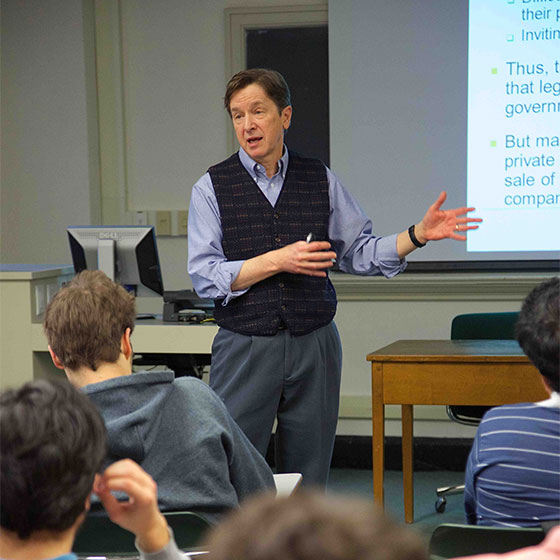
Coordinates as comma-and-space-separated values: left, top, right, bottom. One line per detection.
238, 146, 289, 180
536, 391, 560, 408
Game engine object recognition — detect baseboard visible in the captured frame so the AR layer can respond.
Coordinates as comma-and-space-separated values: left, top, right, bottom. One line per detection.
266, 435, 472, 472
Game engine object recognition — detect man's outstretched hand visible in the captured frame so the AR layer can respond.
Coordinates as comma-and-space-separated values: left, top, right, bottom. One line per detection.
415, 191, 482, 243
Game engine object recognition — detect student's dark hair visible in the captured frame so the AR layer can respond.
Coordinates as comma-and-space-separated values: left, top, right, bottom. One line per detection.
204, 490, 427, 560
515, 277, 560, 392
44, 270, 136, 371
0, 378, 107, 539
224, 68, 291, 116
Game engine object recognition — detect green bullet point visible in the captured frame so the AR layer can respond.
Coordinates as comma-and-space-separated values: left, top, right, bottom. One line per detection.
490, 140, 497, 147
491, 68, 498, 75
507, 34, 514, 42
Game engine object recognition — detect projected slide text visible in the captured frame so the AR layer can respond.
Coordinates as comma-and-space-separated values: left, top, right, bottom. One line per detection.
467, 0, 559, 252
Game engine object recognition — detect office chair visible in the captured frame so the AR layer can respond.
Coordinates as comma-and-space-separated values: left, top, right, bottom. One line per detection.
434, 311, 520, 513
429, 523, 545, 559
72, 510, 213, 556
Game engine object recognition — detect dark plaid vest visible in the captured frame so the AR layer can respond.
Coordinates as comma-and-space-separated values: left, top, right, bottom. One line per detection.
208, 151, 337, 336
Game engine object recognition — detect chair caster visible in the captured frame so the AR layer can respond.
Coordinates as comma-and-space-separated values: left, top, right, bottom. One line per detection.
435, 496, 447, 513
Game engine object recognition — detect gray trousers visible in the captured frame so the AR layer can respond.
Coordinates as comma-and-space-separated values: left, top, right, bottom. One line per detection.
209, 321, 342, 488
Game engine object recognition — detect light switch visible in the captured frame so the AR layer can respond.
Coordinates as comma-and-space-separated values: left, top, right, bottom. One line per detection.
178, 211, 188, 236
156, 211, 171, 236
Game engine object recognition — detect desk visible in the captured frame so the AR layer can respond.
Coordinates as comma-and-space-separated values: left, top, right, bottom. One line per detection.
367, 339, 547, 524
31, 318, 218, 370
0, 265, 218, 388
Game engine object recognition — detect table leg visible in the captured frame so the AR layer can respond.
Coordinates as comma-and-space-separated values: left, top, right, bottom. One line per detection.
402, 404, 414, 523
372, 362, 385, 507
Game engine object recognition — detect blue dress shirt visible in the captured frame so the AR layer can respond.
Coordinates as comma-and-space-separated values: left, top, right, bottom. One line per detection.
188, 147, 406, 304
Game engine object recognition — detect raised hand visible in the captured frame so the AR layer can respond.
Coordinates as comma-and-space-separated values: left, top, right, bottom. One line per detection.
93, 459, 170, 553
416, 191, 482, 242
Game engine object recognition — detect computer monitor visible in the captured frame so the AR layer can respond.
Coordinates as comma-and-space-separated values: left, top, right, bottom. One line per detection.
67, 225, 164, 297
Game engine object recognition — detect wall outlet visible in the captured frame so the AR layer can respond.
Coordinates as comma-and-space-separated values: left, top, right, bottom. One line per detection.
155, 211, 171, 235
135, 211, 148, 225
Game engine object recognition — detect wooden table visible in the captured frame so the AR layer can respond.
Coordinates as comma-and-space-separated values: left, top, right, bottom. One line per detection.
366, 339, 547, 524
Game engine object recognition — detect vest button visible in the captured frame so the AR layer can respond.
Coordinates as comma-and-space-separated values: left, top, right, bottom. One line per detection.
274, 213, 280, 219
281, 305, 287, 311
275, 237, 281, 244
278, 283, 284, 288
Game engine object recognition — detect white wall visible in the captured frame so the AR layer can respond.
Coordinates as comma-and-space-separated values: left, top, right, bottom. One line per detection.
120, 0, 230, 211
1, 0, 100, 264
329, 0, 471, 262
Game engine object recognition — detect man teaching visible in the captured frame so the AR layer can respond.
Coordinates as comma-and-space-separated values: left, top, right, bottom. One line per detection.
188, 68, 481, 487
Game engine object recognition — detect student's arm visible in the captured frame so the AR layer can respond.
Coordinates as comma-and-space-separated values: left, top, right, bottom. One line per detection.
204, 388, 276, 498
94, 459, 183, 559
464, 435, 480, 525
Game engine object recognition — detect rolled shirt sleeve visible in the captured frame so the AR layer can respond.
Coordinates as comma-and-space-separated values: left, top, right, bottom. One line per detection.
327, 168, 406, 278
136, 528, 184, 560
188, 172, 249, 304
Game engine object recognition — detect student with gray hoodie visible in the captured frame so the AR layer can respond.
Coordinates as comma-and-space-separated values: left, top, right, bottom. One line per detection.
44, 270, 275, 523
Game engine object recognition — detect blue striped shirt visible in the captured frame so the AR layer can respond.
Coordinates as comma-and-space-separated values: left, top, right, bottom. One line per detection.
465, 399, 560, 527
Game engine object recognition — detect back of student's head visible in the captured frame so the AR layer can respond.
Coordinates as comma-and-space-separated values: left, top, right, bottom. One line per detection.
204, 491, 427, 560
0, 378, 106, 539
515, 277, 560, 392
44, 270, 136, 371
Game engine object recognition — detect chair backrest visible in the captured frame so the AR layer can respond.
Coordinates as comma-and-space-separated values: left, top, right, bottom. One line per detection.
451, 312, 519, 341
429, 523, 545, 559
164, 511, 213, 550
72, 510, 212, 555
448, 312, 520, 424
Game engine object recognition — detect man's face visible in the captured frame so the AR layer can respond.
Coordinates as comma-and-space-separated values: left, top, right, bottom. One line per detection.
229, 83, 292, 172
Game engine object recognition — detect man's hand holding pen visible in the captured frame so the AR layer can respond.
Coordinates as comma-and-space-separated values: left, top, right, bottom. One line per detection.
268, 236, 337, 278
230, 233, 337, 291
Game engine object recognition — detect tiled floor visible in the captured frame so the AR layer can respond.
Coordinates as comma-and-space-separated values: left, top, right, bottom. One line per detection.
328, 468, 466, 540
